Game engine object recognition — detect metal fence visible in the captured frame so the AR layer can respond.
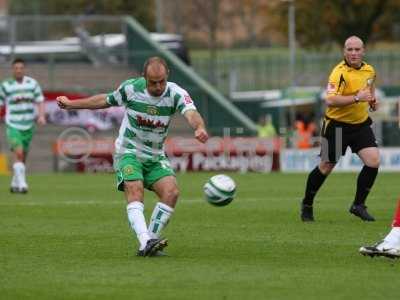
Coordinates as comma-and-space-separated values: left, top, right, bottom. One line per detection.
1, 15, 400, 144
192, 50, 400, 95
2, 15, 400, 95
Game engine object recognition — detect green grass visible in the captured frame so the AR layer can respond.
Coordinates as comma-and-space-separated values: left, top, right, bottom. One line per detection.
1, 172, 400, 299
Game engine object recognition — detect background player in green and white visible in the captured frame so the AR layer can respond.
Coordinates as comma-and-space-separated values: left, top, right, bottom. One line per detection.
57, 57, 209, 257
0, 58, 46, 193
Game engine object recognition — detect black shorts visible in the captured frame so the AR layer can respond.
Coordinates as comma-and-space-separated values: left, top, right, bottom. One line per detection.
320, 117, 378, 163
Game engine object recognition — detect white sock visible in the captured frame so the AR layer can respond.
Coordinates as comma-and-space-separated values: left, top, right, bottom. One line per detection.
126, 201, 151, 250
384, 227, 400, 246
148, 202, 174, 239
13, 162, 26, 188
11, 173, 19, 188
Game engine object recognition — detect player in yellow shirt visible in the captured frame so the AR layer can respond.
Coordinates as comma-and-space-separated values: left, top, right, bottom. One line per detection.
300, 36, 379, 222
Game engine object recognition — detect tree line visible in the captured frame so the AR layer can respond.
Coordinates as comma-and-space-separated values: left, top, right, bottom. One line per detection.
9, 0, 400, 48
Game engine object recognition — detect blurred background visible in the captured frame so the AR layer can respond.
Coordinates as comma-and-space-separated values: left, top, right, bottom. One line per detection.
1, 0, 400, 174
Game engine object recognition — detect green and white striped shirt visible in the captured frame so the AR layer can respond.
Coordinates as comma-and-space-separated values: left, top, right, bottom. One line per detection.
106, 77, 196, 159
0, 76, 44, 130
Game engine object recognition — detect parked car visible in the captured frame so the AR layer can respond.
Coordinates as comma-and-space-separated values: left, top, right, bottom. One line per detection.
0, 33, 190, 65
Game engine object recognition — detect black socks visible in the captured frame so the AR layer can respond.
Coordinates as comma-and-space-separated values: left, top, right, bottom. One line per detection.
302, 165, 378, 207
353, 166, 378, 206
302, 167, 327, 206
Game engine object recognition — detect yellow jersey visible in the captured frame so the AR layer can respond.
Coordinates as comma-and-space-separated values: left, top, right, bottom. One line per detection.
257, 124, 276, 138
325, 60, 376, 124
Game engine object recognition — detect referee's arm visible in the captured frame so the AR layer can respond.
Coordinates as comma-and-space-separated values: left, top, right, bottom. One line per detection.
326, 88, 373, 107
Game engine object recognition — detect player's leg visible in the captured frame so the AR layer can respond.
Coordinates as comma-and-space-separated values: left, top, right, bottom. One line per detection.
144, 158, 176, 240
116, 154, 165, 256
393, 200, 400, 228
18, 128, 34, 193
379, 199, 400, 256
301, 161, 335, 221
350, 124, 380, 221
148, 176, 178, 239
124, 180, 149, 251
360, 199, 400, 258
13, 127, 33, 193
11, 148, 25, 192
303, 161, 335, 206
301, 119, 339, 221
6, 126, 26, 193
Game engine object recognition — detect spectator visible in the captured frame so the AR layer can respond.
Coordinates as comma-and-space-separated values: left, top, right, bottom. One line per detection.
257, 114, 276, 138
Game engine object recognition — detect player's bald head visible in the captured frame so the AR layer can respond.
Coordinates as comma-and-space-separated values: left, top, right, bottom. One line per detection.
344, 36, 364, 49
343, 35, 365, 68
143, 57, 169, 97
143, 56, 169, 77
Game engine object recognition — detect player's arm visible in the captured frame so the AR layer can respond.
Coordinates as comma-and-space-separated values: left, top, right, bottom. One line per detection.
34, 83, 46, 125
184, 110, 209, 143
0, 86, 5, 120
368, 91, 379, 112
326, 89, 373, 107
37, 102, 46, 125
56, 94, 110, 110
324, 67, 373, 107
0, 99, 4, 121
0, 85, 5, 109
368, 74, 379, 111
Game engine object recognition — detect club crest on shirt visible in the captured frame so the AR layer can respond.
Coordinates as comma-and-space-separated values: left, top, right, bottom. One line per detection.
146, 105, 159, 115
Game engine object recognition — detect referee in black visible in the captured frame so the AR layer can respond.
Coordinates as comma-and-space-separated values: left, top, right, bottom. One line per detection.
300, 36, 379, 222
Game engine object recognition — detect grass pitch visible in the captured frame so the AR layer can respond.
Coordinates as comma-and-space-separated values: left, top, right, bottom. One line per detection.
1, 172, 400, 299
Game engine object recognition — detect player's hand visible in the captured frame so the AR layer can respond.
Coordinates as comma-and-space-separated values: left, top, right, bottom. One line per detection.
356, 89, 373, 102
369, 98, 379, 112
57, 96, 72, 109
37, 115, 46, 126
195, 127, 208, 143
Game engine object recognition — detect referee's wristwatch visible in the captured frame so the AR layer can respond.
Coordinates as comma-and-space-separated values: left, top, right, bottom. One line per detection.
354, 95, 360, 103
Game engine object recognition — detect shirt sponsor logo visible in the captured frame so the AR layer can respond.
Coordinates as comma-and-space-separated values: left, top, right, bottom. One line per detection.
136, 115, 167, 128
13, 96, 33, 103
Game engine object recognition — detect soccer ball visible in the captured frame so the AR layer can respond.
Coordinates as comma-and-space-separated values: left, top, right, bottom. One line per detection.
203, 174, 236, 206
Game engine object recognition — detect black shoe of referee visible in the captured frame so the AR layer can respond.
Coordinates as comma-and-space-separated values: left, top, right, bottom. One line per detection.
301, 203, 314, 222
349, 204, 375, 221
